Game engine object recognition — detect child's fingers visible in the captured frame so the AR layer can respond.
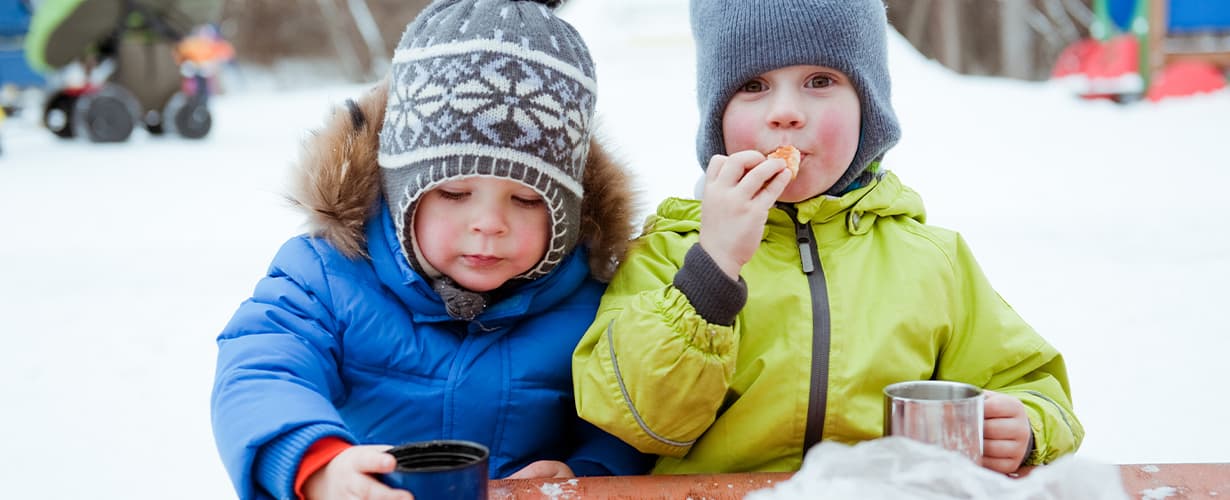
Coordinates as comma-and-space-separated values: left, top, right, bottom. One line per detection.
983, 391, 1025, 419
730, 156, 788, 205
751, 165, 792, 206
982, 437, 1022, 460
980, 454, 1020, 474
507, 461, 552, 479
719, 150, 767, 185
358, 479, 415, 500
508, 460, 574, 479
705, 154, 728, 183
983, 416, 1026, 440
737, 157, 784, 188
351, 446, 398, 474
983, 434, 1027, 473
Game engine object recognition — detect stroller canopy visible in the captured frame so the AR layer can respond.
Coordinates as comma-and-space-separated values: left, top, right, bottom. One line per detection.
24, 0, 221, 71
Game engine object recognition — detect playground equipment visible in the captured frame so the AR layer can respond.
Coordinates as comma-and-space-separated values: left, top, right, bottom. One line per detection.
25, 0, 227, 142
1052, 0, 1230, 102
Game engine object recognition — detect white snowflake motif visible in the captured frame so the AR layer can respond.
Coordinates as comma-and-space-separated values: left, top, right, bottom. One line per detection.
383, 63, 432, 152
450, 55, 579, 156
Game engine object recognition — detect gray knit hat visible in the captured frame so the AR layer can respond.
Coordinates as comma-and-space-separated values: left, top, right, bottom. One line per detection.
690, 0, 901, 195
379, 0, 596, 283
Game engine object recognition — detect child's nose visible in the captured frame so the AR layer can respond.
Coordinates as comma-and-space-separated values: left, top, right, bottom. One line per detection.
762, 109, 801, 128
469, 208, 508, 235
767, 99, 806, 129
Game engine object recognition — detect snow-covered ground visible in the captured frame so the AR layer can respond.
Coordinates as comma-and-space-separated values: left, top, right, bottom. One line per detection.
2, 2, 1228, 498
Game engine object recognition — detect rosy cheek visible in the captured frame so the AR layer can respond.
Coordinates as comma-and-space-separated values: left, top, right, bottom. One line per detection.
721, 111, 759, 154
817, 109, 860, 158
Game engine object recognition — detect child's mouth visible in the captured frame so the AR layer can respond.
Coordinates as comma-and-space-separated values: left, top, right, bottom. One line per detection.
462, 255, 502, 267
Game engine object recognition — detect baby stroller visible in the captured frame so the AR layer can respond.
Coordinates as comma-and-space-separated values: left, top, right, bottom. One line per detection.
25, 0, 227, 142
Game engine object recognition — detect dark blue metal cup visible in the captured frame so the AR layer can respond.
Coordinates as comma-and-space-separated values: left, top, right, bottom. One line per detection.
382, 440, 489, 499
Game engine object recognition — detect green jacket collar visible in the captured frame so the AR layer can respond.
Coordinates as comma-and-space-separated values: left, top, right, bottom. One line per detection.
650, 172, 926, 238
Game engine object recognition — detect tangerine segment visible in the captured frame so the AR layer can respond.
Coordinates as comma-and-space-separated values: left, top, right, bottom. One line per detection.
768, 145, 800, 180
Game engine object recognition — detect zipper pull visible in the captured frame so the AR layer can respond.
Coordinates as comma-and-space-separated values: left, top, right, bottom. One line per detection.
781, 204, 816, 274
797, 226, 816, 274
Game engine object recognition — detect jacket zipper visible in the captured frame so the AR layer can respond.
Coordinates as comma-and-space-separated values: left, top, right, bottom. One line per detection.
781, 205, 832, 453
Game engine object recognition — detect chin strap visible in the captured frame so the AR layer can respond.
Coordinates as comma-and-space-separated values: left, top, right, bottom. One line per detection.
432, 277, 489, 322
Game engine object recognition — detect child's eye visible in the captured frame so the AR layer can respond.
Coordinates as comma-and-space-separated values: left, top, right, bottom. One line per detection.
737, 79, 767, 93
513, 195, 544, 208
806, 74, 836, 88
437, 190, 467, 200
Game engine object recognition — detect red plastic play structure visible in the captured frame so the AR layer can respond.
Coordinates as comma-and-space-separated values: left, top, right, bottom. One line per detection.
1052, 0, 1230, 102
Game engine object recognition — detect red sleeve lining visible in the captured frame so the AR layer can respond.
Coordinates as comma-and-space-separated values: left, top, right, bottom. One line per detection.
293, 437, 353, 499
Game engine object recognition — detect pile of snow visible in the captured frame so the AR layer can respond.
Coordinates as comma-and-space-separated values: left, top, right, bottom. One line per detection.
746, 438, 1127, 500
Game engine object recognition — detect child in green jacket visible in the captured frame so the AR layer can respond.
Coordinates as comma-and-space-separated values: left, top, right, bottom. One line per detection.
573, 0, 1083, 475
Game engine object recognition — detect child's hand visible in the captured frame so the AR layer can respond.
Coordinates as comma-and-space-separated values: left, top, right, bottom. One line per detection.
303, 445, 413, 500
506, 460, 575, 479
698, 151, 793, 279
981, 390, 1032, 473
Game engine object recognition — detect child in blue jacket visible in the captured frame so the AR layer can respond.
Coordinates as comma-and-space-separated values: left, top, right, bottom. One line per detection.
210, 1, 649, 498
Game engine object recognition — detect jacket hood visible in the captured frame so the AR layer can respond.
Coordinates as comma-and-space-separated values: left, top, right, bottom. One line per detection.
287, 80, 641, 283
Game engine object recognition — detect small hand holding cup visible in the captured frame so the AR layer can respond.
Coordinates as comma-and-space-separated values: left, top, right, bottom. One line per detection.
381, 440, 489, 500
981, 389, 1033, 473
303, 445, 414, 500
883, 380, 984, 463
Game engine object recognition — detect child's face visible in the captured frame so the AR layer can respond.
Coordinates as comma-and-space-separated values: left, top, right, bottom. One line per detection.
721, 65, 861, 202
414, 177, 550, 292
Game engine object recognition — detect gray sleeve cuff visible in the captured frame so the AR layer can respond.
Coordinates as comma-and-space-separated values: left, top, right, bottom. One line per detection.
673, 243, 747, 326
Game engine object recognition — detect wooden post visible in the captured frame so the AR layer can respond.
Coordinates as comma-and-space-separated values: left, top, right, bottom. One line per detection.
316, 0, 365, 81
1000, 0, 1033, 79
905, 0, 934, 44
939, 0, 962, 72
346, 0, 389, 79
1148, 0, 1167, 74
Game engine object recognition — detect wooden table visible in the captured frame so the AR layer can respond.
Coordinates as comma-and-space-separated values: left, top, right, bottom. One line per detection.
488, 463, 1230, 499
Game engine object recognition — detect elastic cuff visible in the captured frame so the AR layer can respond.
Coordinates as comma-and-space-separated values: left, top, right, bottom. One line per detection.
294, 437, 354, 498
1021, 428, 1037, 467
673, 244, 747, 326
255, 424, 351, 500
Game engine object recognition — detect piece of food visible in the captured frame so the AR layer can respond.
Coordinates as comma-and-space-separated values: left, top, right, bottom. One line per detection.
768, 145, 800, 180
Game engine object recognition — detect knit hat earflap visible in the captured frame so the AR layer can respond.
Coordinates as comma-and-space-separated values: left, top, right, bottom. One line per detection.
690, 0, 901, 195
379, 0, 596, 293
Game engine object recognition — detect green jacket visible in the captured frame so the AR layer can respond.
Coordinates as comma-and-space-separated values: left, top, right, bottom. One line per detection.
573, 172, 1083, 474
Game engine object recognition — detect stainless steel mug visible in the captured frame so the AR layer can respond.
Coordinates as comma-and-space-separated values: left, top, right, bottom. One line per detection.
883, 380, 984, 462
382, 440, 489, 499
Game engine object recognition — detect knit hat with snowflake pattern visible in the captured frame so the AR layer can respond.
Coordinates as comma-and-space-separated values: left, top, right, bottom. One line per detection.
378, 0, 595, 317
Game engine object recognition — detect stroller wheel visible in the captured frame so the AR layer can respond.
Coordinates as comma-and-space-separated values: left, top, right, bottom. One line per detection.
143, 110, 166, 136
43, 92, 78, 139
73, 85, 140, 143
164, 92, 212, 140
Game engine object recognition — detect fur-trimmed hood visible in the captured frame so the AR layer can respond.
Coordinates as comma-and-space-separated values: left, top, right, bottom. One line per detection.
287, 80, 640, 282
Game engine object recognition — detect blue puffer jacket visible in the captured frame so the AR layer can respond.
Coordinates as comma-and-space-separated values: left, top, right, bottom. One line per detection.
210, 83, 648, 500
